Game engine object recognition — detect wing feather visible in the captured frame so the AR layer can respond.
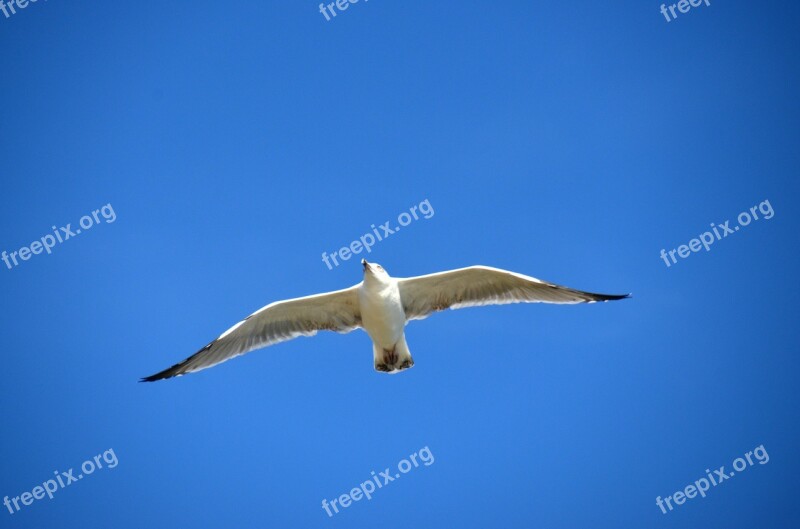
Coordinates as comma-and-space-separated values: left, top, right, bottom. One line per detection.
141, 286, 361, 381
398, 266, 628, 321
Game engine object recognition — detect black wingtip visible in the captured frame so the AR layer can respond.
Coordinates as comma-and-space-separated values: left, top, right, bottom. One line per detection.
139, 370, 174, 383
593, 292, 631, 302
610, 293, 632, 300
140, 341, 215, 383
139, 362, 187, 382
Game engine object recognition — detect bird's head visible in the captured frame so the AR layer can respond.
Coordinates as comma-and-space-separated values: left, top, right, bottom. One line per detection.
362, 259, 390, 281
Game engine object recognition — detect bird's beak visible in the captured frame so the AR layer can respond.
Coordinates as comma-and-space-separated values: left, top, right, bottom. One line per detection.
361, 258, 369, 272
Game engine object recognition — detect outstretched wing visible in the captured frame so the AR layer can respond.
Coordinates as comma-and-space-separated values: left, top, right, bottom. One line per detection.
141, 286, 362, 381
398, 266, 628, 321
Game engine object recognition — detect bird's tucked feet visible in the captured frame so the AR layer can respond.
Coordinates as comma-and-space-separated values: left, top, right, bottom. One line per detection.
399, 357, 414, 370
383, 347, 397, 366
374, 346, 414, 374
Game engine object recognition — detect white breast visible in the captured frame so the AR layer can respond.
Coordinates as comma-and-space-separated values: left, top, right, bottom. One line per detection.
358, 280, 406, 348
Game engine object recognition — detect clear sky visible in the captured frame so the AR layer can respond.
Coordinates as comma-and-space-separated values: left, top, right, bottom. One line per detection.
1, 1, 798, 527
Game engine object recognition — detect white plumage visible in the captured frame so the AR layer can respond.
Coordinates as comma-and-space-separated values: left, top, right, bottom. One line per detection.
142, 260, 628, 381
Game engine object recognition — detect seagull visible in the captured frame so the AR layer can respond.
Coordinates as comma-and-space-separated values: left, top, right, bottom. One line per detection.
141, 260, 628, 381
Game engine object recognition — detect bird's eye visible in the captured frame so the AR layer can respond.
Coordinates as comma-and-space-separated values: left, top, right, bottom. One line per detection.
377, 266, 383, 270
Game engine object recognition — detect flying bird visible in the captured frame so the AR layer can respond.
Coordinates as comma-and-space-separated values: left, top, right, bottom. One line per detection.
142, 260, 628, 381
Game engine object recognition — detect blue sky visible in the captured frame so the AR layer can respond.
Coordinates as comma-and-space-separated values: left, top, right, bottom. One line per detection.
1, 0, 798, 527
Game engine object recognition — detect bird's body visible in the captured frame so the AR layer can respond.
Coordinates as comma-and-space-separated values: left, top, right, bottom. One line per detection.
142, 260, 628, 381
358, 269, 413, 372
